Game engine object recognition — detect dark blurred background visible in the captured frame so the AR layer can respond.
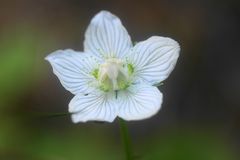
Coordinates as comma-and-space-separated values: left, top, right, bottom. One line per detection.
0, 0, 239, 159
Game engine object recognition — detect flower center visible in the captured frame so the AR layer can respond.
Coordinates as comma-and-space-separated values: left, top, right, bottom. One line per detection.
94, 58, 132, 91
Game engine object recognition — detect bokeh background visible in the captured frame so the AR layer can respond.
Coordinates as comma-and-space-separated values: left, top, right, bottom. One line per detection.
0, 0, 239, 159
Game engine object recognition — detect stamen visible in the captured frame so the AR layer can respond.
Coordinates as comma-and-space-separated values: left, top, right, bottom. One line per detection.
97, 58, 131, 91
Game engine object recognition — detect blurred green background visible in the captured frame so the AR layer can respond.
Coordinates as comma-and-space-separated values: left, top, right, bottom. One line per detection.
0, 0, 239, 159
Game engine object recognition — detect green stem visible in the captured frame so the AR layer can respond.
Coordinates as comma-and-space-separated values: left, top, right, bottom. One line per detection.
118, 118, 133, 160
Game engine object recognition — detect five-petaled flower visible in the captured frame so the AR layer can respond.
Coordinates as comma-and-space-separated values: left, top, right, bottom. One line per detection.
45, 11, 180, 123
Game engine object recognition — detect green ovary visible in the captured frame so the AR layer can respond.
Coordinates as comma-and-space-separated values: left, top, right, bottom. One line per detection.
91, 58, 133, 91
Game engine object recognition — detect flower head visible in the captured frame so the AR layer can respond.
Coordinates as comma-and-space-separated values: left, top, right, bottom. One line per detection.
45, 11, 180, 123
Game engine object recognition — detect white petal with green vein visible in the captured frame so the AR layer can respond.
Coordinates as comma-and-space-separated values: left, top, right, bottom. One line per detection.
84, 11, 132, 59
117, 84, 163, 121
45, 49, 98, 95
69, 91, 117, 123
128, 36, 180, 85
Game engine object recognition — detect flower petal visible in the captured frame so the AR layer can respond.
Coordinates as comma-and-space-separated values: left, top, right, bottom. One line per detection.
45, 49, 99, 95
128, 36, 180, 85
69, 91, 118, 123
84, 10, 132, 59
117, 84, 162, 121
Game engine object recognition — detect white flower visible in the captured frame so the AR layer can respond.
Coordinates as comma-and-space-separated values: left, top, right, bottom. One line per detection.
45, 11, 180, 123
